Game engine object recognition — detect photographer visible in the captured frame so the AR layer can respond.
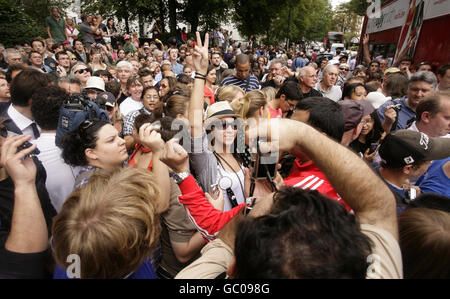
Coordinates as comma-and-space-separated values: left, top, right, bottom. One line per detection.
377, 71, 437, 133
374, 130, 450, 214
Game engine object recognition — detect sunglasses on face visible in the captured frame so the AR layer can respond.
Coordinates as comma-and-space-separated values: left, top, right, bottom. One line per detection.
340, 68, 349, 71
216, 121, 238, 131
75, 68, 89, 74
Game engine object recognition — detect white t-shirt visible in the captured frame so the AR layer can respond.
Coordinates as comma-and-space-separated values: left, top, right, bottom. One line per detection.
217, 164, 246, 212
315, 83, 342, 102
119, 97, 144, 117
33, 133, 79, 212
65, 26, 79, 46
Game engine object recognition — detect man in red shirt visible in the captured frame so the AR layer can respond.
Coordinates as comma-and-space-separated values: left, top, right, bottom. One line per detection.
284, 96, 351, 211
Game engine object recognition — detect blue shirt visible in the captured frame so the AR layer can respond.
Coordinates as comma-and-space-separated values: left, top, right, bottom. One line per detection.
171, 62, 184, 75
373, 166, 408, 215
292, 57, 308, 70
377, 96, 416, 131
419, 158, 450, 197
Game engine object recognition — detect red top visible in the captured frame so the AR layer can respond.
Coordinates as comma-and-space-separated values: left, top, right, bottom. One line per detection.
204, 85, 215, 105
178, 175, 245, 241
268, 105, 282, 119
284, 159, 351, 211
127, 144, 153, 171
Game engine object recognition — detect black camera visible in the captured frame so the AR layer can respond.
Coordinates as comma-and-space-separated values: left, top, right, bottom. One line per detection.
250, 137, 277, 180
66, 93, 91, 111
391, 103, 402, 112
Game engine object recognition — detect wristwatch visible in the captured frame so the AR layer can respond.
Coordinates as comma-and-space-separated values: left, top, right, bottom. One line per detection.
172, 171, 191, 184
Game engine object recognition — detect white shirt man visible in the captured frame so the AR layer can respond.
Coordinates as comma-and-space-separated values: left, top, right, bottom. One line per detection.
315, 64, 342, 102
7, 104, 40, 140
33, 133, 80, 212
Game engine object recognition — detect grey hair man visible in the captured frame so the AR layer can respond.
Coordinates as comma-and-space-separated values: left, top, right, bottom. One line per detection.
298, 66, 322, 98
315, 64, 342, 102
377, 71, 438, 133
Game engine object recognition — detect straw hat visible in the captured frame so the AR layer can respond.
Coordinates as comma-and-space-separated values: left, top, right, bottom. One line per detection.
204, 101, 239, 129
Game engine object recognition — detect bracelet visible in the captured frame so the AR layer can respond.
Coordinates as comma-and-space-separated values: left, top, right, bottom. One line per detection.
195, 72, 207, 77
194, 75, 206, 81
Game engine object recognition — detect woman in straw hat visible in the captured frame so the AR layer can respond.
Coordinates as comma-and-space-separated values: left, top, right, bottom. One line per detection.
187, 32, 247, 212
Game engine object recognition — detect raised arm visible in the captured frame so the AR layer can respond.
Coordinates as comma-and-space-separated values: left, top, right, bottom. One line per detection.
1, 135, 48, 253
362, 34, 371, 66
189, 32, 209, 138
248, 118, 398, 239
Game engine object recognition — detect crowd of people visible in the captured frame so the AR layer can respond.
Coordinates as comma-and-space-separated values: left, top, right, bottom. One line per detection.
0, 7, 449, 280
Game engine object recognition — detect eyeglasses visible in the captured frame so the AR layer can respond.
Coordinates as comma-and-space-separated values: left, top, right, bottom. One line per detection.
75, 68, 89, 74
340, 68, 349, 71
360, 119, 373, 125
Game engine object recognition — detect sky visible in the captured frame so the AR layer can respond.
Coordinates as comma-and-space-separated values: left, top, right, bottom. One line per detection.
331, 0, 348, 9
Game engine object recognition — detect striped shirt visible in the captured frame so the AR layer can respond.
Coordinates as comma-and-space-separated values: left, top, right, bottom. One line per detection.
220, 75, 260, 92
122, 107, 152, 136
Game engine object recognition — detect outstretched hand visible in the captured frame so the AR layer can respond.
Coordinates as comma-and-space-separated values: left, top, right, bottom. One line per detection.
192, 31, 209, 74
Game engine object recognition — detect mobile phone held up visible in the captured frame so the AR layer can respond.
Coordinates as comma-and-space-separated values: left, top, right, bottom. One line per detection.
5, 131, 40, 157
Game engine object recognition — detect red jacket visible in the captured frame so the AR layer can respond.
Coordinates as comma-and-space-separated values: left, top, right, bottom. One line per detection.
284, 160, 351, 211
178, 175, 245, 241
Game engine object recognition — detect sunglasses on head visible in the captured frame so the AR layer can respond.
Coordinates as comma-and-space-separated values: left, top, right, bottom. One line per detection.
79, 119, 94, 133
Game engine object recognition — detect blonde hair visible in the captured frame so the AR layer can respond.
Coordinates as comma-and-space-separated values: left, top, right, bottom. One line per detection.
230, 89, 267, 119
52, 167, 165, 279
261, 87, 276, 103
216, 85, 245, 103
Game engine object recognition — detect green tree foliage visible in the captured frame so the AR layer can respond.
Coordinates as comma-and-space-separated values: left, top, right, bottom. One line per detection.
183, 0, 233, 33
331, 2, 363, 35
251, 0, 332, 44
0, 0, 71, 47
232, 0, 289, 38
345, 0, 392, 16
0, 0, 46, 47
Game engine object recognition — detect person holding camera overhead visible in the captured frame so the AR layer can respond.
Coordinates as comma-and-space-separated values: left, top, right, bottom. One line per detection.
377, 71, 437, 133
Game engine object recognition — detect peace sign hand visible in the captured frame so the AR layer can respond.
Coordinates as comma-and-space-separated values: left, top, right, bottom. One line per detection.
193, 31, 209, 74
